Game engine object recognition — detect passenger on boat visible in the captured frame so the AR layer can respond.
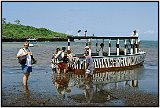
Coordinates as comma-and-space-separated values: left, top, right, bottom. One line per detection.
131, 30, 141, 52
66, 50, 73, 62
84, 51, 95, 80
66, 50, 73, 71
67, 50, 73, 58
131, 30, 139, 37
55, 47, 66, 74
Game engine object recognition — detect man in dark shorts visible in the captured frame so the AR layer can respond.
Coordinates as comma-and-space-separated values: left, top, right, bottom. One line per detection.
84, 51, 95, 80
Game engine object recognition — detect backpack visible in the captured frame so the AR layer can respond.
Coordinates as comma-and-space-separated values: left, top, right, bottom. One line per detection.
18, 55, 27, 65
57, 52, 63, 61
18, 48, 27, 65
18, 48, 37, 65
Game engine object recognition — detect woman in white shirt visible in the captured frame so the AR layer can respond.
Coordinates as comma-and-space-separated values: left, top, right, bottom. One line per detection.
17, 42, 33, 86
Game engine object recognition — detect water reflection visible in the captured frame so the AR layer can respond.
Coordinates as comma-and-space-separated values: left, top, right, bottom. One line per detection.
23, 85, 30, 97
51, 68, 143, 103
52, 73, 71, 98
84, 76, 94, 103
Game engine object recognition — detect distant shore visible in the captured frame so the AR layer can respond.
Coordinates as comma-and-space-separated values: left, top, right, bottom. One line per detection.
2, 37, 73, 42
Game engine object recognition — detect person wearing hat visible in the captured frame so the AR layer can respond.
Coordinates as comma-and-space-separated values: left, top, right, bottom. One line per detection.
132, 30, 139, 37
85, 46, 91, 56
84, 51, 95, 80
131, 30, 141, 52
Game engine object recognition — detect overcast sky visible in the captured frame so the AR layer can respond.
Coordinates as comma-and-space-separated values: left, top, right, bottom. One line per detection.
2, 2, 158, 40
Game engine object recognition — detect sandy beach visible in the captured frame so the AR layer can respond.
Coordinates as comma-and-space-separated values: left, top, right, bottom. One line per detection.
2, 70, 158, 107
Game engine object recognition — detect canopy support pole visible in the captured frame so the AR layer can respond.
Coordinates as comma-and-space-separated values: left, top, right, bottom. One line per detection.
117, 39, 119, 56
108, 40, 111, 56
68, 38, 70, 50
130, 39, 133, 55
124, 39, 127, 55
135, 39, 138, 54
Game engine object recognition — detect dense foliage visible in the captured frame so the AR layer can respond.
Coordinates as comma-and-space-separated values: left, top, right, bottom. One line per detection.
2, 23, 69, 39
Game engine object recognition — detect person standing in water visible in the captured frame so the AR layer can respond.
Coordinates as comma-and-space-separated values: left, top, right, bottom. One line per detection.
84, 51, 95, 80
51, 48, 60, 72
17, 41, 33, 86
55, 47, 67, 74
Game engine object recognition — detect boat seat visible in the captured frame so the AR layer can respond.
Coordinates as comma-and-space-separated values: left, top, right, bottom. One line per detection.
110, 53, 117, 55
91, 53, 99, 56
75, 54, 84, 57
103, 52, 108, 56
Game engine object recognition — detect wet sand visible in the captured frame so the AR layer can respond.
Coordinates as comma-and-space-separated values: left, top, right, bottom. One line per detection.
2, 85, 158, 106
2, 42, 159, 107
2, 71, 158, 107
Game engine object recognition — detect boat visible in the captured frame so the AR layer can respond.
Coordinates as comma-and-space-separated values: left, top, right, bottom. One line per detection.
26, 38, 38, 47
51, 33, 146, 73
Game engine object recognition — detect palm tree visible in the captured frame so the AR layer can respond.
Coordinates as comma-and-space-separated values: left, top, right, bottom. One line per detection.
15, 20, 21, 25
2, 18, 6, 24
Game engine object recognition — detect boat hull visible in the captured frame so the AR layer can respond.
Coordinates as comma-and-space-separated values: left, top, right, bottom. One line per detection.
68, 52, 146, 73
29, 44, 34, 47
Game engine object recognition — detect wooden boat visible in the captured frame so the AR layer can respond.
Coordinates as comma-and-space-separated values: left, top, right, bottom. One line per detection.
51, 34, 146, 73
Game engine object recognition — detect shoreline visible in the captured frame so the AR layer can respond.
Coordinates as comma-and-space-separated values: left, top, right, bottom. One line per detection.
2, 37, 74, 42
2, 38, 158, 42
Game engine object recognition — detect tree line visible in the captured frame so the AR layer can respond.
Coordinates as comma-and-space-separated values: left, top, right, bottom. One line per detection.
2, 18, 70, 39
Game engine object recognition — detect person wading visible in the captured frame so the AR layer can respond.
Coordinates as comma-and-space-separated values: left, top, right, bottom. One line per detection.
17, 42, 33, 86
84, 51, 95, 80
55, 47, 66, 74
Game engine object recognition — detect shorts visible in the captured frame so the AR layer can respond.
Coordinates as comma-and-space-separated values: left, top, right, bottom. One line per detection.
22, 65, 32, 74
58, 62, 65, 70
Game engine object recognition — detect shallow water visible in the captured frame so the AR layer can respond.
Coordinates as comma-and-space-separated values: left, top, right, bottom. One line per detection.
2, 41, 158, 106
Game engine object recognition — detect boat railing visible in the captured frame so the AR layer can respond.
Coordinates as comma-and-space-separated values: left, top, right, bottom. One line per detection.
67, 35, 143, 57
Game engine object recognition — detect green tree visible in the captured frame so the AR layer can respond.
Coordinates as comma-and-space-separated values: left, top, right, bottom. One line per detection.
2, 23, 70, 39
14, 20, 21, 25
2, 18, 6, 24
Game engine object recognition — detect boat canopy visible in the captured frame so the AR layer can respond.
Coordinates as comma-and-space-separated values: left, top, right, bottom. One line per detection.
67, 35, 140, 56
67, 36, 138, 40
